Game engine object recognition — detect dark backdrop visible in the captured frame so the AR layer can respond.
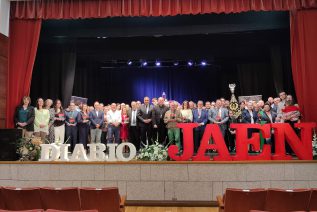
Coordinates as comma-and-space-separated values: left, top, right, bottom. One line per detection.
30, 12, 295, 106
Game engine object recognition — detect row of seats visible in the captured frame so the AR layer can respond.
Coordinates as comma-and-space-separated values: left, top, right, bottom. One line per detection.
0, 187, 125, 212
217, 188, 317, 212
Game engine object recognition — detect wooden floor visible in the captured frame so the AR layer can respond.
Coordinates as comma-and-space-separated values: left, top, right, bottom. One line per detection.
126, 207, 218, 212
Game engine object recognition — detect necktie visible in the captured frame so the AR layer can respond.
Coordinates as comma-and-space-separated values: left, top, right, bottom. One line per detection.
146, 105, 149, 114
132, 111, 136, 125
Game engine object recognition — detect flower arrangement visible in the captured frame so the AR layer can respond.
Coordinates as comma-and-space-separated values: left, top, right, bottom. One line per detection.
313, 130, 317, 159
137, 141, 169, 161
17, 136, 42, 161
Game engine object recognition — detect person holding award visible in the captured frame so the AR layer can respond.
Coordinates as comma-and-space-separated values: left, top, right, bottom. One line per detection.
53, 99, 65, 145
164, 101, 183, 150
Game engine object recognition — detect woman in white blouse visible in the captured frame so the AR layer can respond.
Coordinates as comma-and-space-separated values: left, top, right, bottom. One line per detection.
180, 100, 193, 123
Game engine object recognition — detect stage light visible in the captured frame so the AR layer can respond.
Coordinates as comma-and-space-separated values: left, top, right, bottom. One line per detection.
155, 61, 161, 66
188, 61, 193, 66
127, 61, 133, 65
174, 62, 179, 66
102, 37, 107, 39
201, 61, 207, 66
142, 61, 148, 66
97, 37, 101, 39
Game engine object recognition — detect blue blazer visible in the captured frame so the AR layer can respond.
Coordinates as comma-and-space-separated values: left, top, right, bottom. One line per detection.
242, 109, 258, 123
192, 109, 208, 126
89, 110, 104, 129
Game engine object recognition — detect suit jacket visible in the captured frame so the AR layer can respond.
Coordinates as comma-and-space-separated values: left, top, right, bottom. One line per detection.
192, 108, 208, 126
14, 105, 35, 132
271, 104, 278, 114
152, 105, 169, 126
242, 109, 258, 123
137, 104, 154, 127
258, 111, 277, 123
208, 107, 229, 125
89, 110, 104, 129
129, 109, 139, 127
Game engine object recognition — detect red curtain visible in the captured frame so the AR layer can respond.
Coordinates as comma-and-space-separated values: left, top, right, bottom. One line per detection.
11, 0, 317, 19
290, 9, 317, 122
6, 19, 42, 128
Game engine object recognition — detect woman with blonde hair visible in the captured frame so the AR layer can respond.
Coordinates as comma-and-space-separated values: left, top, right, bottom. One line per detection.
45, 99, 55, 143
34, 98, 50, 142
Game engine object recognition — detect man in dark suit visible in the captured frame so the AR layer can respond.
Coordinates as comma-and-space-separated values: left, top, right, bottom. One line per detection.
192, 100, 208, 153
208, 99, 229, 137
129, 101, 140, 151
137, 96, 154, 146
152, 97, 169, 144
89, 101, 104, 143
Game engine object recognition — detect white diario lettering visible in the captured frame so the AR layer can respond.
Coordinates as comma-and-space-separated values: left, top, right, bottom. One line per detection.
39, 143, 137, 162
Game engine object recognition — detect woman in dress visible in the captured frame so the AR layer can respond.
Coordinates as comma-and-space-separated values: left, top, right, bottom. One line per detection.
120, 107, 129, 152
34, 98, 50, 142
53, 99, 65, 144
78, 103, 90, 149
45, 99, 55, 143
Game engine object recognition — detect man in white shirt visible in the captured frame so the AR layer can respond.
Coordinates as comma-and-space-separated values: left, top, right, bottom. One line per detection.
106, 103, 122, 144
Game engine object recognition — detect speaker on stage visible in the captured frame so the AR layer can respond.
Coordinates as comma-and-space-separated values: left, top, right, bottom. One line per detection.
0, 129, 22, 161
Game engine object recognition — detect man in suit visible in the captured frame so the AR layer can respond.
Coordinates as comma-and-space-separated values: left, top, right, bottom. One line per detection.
152, 97, 169, 144
192, 100, 208, 153
129, 101, 140, 151
89, 101, 104, 143
65, 101, 79, 151
209, 99, 229, 138
137, 96, 154, 146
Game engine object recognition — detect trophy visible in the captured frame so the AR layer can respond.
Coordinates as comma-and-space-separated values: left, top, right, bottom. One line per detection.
228, 84, 241, 119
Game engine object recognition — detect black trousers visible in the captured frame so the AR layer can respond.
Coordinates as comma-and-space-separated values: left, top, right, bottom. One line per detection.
78, 123, 89, 149
140, 124, 152, 146
194, 126, 205, 153
129, 126, 140, 151
153, 122, 167, 145
66, 125, 78, 151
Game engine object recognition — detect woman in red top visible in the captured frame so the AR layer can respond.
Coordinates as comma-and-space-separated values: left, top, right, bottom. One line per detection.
120, 107, 129, 152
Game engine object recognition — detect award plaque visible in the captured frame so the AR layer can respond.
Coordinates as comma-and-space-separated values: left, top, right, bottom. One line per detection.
228, 84, 241, 118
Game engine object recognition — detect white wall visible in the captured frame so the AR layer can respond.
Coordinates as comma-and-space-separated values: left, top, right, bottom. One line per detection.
0, 162, 317, 201
0, 0, 10, 36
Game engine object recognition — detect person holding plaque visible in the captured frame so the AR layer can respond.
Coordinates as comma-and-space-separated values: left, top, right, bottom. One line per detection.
53, 99, 65, 145
180, 101, 193, 123
164, 101, 182, 150
65, 101, 79, 151
78, 104, 90, 149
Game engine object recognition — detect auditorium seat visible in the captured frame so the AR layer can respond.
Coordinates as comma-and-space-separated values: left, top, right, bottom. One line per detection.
265, 189, 311, 212
46, 209, 98, 212
0, 187, 6, 209
0, 210, 43, 212
217, 188, 267, 212
1, 187, 43, 210
39, 187, 81, 210
79, 187, 125, 212
308, 189, 317, 211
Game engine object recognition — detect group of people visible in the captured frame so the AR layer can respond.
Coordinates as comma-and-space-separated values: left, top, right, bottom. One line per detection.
14, 91, 300, 154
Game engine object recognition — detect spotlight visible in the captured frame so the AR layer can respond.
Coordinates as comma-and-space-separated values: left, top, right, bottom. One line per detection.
127, 61, 133, 65
102, 36, 107, 39
201, 61, 207, 66
173, 61, 179, 66
155, 61, 161, 66
188, 61, 193, 66
142, 61, 148, 66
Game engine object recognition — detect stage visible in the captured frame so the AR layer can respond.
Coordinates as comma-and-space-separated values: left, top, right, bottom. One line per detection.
1, 161, 316, 202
